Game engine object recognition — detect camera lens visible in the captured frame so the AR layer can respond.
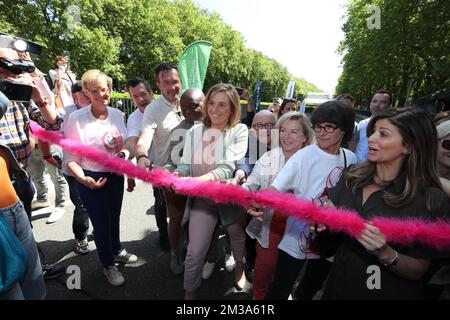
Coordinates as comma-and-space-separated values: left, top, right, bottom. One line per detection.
12, 39, 27, 52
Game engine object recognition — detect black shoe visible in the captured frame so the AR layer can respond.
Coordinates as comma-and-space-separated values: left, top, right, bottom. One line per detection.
159, 234, 170, 253
244, 264, 253, 283
42, 264, 66, 279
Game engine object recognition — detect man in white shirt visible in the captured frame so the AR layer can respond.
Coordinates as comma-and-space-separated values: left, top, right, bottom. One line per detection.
124, 77, 155, 192
352, 89, 392, 163
135, 63, 183, 252
61, 81, 92, 254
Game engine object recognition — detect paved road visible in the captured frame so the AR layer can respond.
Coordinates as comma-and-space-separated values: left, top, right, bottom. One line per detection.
32, 176, 252, 300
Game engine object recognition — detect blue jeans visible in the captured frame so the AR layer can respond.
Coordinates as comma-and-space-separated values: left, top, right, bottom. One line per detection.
76, 171, 124, 268
65, 175, 89, 241
0, 201, 46, 300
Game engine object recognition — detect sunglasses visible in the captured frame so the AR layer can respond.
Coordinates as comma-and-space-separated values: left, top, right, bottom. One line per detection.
440, 139, 450, 151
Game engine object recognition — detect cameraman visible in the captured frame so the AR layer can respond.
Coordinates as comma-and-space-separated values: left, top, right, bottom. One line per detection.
0, 46, 66, 280
0, 47, 62, 217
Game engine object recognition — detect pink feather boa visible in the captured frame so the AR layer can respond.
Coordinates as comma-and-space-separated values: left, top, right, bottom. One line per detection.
31, 121, 450, 250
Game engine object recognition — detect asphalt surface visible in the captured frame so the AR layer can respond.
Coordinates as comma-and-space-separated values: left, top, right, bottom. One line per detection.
31, 176, 252, 300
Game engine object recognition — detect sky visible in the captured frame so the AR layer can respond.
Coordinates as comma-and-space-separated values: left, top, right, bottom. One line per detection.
193, 0, 349, 93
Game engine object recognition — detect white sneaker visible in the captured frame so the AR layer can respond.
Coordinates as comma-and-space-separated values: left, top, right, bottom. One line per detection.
75, 238, 93, 255
103, 266, 125, 286
224, 252, 235, 272
47, 206, 65, 224
202, 261, 216, 280
114, 249, 138, 264
32, 199, 50, 210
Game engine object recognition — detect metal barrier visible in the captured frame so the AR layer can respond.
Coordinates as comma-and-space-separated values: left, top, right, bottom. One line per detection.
110, 97, 134, 120
109, 99, 374, 123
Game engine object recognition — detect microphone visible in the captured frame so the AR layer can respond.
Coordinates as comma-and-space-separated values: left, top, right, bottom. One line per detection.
0, 90, 10, 120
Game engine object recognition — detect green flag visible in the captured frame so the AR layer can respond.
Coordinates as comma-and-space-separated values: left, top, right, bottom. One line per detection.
178, 40, 212, 93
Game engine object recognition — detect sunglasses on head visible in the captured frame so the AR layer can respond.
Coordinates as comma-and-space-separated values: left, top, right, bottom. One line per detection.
440, 139, 450, 151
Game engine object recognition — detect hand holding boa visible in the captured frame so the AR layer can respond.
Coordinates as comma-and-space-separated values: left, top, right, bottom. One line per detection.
31, 121, 450, 250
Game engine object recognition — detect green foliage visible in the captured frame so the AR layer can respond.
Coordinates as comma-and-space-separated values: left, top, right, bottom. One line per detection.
336, 0, 450, 107
0, 0, 320, 101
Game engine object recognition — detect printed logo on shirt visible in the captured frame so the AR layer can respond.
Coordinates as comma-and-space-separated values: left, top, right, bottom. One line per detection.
101, 129, 122, 153
312, 165, 345, 207
301, 165, 345, 256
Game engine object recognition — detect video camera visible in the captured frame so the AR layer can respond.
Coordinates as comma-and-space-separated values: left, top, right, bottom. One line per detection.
0, 79, 33, 102
0, 33, 43, 102
0, 33, 42, 55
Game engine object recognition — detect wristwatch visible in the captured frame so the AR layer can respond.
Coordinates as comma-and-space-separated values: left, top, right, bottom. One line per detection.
379, 250, 399, 267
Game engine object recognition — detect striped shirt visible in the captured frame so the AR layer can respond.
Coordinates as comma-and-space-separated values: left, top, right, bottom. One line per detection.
0, 101, 62, 166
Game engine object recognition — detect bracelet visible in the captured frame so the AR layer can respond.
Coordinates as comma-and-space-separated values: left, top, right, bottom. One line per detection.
136, 154, 149, 162
43, 155, 53, 160
35, 97, 49, 108
379, 250, 399, 267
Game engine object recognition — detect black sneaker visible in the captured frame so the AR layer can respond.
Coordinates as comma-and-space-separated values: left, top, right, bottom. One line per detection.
159, 234, 170, 253
42, 264, 66, 279
244, 263, 254, 283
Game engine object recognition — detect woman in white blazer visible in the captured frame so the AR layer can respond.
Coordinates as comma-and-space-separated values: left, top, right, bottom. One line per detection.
175, 83, 248, 299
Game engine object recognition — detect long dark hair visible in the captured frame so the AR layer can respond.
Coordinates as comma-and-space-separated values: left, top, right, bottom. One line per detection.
346, 108, 442, 211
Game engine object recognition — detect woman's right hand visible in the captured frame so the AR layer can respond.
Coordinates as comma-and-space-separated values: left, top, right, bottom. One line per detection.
309, 223, 327, 233
309, 200, 333, 232
172, 171, 184, 177
80, 176, 108, 190
247, 203, 264, 221
137, 156, 152, 170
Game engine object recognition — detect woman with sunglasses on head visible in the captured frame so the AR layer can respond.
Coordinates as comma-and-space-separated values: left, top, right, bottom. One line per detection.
264, 101, 356, 300
244, 112, 315, 300
65, 70, 136, 287
320, 108, 449, 300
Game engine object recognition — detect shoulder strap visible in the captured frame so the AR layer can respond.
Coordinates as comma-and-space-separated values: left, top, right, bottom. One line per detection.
65, 71, 75, 86
341, 148, 347, 168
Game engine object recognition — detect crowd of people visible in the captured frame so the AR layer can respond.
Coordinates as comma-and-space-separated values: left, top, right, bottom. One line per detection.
1, 48, 449, 301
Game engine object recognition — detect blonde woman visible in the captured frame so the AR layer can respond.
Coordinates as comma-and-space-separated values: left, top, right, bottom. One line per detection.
245, 112, 315, 299
175, 83, 248, 299
65, 70, 136, 287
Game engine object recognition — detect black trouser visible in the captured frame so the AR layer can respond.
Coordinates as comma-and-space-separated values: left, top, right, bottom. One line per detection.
153, 187, 168, 237
76, 171, 124, 268
265, 250, 306, 300
295, 258, 332, 300
64, 175, 89, 241
265, 250, 331, 300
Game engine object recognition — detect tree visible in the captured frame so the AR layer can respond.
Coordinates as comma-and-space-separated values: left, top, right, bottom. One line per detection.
0, 0, 321, 98
336, 0, 450, 107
